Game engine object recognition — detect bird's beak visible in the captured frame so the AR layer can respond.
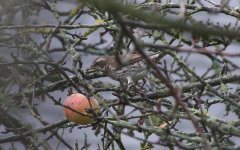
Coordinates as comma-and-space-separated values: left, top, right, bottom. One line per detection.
86, 67, 105, 74
86, 67, 96, 74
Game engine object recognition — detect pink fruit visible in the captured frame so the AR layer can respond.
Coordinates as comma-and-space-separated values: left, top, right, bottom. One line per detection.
63, 93, 99, 125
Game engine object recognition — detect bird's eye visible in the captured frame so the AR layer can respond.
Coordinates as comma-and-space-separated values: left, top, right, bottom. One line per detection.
92, 60, 103, 68
93, 62, 100, 67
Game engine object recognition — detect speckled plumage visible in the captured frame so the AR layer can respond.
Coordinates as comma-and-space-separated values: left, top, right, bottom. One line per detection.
88, 52, 164, 83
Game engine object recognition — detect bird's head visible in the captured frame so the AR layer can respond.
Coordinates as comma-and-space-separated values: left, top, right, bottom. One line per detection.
87, 56, 120, 74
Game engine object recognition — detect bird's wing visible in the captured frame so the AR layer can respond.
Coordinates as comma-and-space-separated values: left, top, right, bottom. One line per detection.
115, 52, 165, 69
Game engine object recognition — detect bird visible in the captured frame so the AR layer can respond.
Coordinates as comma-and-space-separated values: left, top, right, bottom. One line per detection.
87, 52, 165, 85
87, 52, 165, 127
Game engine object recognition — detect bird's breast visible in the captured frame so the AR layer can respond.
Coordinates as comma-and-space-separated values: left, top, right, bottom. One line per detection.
107, 64, 148, 83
